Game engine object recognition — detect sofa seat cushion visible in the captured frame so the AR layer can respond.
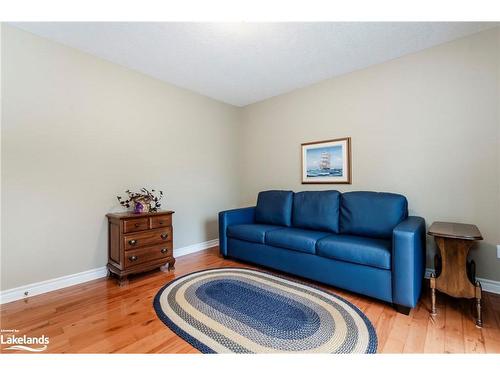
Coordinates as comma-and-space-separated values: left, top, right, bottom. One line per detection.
227, 224, 285, 244
255, 190, 294, 227
292, 190, 341, 233
266, 228, 331, 254
316, 235, 392, 270
340, 191, 408, 239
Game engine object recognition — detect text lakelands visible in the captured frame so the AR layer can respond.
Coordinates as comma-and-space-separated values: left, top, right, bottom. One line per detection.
0, 334, 49, 345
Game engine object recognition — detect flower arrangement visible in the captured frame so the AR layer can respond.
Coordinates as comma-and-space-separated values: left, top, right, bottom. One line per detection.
117, 188, 164, 213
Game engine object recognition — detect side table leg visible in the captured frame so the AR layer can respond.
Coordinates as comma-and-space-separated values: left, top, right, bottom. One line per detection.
475, 281, 482, 328
430, 273, 437, 316
118, 275, 129, 287
168, 258, 176, 271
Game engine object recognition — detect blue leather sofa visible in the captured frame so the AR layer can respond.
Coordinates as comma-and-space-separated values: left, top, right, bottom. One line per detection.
219, 190, 426, 314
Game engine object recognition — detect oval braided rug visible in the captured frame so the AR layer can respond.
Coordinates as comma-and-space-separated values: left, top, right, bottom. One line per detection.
153, 267, 377, 353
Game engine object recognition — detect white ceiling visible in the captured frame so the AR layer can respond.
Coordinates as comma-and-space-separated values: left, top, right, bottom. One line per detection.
10, 22, 497, 106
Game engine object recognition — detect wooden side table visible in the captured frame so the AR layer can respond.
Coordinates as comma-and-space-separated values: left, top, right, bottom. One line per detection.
106, 210, 175, 286
428, 221, 483, 327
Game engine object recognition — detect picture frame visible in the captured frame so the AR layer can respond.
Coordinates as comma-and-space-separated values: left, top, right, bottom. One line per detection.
301, 137, 351, 184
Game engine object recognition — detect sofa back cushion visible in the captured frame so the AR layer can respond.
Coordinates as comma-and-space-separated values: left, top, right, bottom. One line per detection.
340, 191, 408, 239
255, 190, 293, 227
292, 190, 340, 233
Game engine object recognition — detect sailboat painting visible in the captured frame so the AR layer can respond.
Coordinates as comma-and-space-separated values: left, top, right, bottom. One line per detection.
301, 137, 351, 184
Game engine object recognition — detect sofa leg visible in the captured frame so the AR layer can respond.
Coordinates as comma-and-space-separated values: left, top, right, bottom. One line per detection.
394, 304, 411, 315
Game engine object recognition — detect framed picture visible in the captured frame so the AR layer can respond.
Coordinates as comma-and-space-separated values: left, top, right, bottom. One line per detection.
301, 137, 351, 184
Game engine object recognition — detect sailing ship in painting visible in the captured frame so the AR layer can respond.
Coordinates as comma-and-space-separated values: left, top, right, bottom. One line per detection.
307, 151, 343, 177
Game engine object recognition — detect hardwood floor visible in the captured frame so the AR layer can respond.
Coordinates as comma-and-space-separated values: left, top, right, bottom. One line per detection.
1, 247, 499, 353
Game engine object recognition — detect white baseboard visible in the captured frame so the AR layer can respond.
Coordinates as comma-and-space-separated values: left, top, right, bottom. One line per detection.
425, 268, 500, 295
174, 238, 219, 258
0, 266, 108, 305
0, 238, 219, 305
8, 243, 497, 305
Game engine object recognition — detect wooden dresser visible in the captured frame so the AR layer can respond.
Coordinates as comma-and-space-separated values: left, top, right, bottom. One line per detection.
106, 210, 175, 285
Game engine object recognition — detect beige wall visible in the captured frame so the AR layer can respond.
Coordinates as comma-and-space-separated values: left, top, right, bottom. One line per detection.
2, 25, 500, 291
240, 28, 500, 281
1, 25, 241, 290
498, 29, 500, 263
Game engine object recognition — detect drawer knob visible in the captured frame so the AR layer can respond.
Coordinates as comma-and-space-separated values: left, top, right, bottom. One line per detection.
134, 223, 141, 227
161, 233, 169, 240
128, 255, 138, 262
128, 239, 137, 246
159, 221, 164, 225
161, 248, 168, 254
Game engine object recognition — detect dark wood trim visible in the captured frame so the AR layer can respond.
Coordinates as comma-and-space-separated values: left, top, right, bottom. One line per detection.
427, 221, 483, 241
300, 137, 349, 147
106, 210, 175, 220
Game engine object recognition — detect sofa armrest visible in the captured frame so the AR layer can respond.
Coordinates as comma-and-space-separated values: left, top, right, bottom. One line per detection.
218, 207, 256, 256
392, 216, 426, 308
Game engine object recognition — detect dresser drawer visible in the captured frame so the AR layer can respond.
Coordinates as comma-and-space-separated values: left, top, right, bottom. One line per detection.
124, 243, 173, 268
123, 218, 149, 233
151, 215, 172, 229
124, 227, 172, 250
